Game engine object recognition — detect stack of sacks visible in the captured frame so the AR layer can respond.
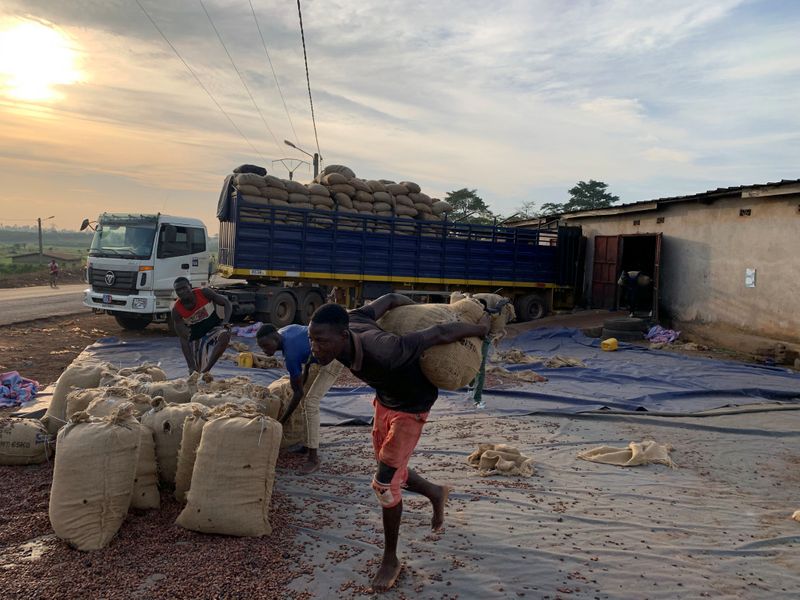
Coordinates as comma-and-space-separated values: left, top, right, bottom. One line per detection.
431, 199, 453, 219
377, 298, 485, 389
42, 361, 119, 435
367, 180, 393, 217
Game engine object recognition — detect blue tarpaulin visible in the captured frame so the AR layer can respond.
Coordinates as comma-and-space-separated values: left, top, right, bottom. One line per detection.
79, 327, 799, 425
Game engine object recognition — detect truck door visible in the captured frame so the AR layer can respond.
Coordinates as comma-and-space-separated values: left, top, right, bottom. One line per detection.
591, 235, 620, 309
154, 224, 205, 293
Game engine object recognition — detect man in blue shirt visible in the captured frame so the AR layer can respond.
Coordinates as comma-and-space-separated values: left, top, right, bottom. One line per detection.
257, 323, 341, 474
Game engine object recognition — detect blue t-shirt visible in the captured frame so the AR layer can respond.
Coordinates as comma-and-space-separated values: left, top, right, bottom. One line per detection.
279, 324, 315, 379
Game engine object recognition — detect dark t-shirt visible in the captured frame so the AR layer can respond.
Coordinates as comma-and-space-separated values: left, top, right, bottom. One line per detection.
346, 305, 437, 414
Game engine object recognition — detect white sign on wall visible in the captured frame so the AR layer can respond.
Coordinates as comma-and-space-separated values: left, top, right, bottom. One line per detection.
745, 268, 757, 288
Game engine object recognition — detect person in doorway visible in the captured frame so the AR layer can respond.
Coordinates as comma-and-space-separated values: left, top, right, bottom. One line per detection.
48, 259, 59, 288
617, 270, 652, 316
308, 294, 490, 592
256, 323, 343, 474
171, 277, 233, 374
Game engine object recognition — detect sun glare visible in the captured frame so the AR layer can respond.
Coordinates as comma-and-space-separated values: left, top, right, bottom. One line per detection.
0, 20, 81, 101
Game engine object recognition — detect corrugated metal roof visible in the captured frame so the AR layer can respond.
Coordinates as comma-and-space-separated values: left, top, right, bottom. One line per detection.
558, 178, 800, 219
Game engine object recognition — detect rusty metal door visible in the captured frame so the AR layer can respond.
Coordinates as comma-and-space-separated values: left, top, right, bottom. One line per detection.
591, 235, 620, 308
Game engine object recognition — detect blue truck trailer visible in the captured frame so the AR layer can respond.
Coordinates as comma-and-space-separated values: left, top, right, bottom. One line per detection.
216, 190, 582, 327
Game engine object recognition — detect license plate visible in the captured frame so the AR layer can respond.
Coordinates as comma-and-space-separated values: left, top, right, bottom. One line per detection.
102, 294, 112, 304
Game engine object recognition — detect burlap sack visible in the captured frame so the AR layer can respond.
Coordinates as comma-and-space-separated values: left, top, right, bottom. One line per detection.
346, 178, 369, 193
312, 196, 335, 208
174, 407, 208, 503
232, 164, 266, 176
263, 187, 289, 202
421, 213, 444, 221
65, 388, 107, 419
375, 210, 393, 217
409, 192, 432, 205
131, 425, 159, 510
191, 392, 280, 418
386, 183, 409, 195
432, 200, 453, 215
144, 374, 199, 404
366, 180, 386, 193
373, 191, 392, 203
266, 372, 312, 449
0, 417, 52, 465
141, 399, 207, 485
467, 443, 534, 477
86, 392, 152, 418
328, 183, 356, 197
263, 175, 286, 189
351, 201, 372, 212
337, 206, 358, 215
284, 180, 307, 194
117, 364, 167, 382
235, 184, 262, 196
307, 183, 329, 196
291, 202, 313, 210
309, 194, 332, 206
373, 202, 392, 212
322, 165, 356, 179
269, 198, 290, 207
395, 205, 418, 217
49, 406, 140, 551
334, 193, 354, 208
241, 193, 269, 206
176, 409, 282, 536
354, 190, 374, 203
233, 173, 265, 187
400, 181, 421, 194
471, 293, 516, 336
394, 194, 414, 208
322, 172, 348, 185
44, 361, 117, 435
377, 299, 484, 390
414, 203, 433, 214
289, 192, 310, 203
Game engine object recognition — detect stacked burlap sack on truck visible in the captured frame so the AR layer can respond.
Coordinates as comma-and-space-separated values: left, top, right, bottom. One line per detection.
4, 359, 298, 551
230, 164, 453, 233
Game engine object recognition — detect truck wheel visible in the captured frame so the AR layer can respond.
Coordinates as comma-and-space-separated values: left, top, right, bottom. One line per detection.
114, 314, 152, 330
269, 292, 297, 328
516, 293, 546, 321
297, 291, 325, 325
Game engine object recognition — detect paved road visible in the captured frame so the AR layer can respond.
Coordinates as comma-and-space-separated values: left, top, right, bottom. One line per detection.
0, 284, 88, 326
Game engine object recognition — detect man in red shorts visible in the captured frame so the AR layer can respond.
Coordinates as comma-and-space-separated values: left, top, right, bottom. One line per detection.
308, 294, 489, 592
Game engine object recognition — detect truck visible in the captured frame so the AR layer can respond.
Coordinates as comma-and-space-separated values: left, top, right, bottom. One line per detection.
83, 182, 582, 330
82, 213, 211, 330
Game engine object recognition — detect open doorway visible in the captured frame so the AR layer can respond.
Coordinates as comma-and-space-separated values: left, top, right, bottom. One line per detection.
617, 234, 661, 319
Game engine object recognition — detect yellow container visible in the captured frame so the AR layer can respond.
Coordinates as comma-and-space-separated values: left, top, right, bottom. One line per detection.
237, 352, 254, 368
601, 338, 618, 352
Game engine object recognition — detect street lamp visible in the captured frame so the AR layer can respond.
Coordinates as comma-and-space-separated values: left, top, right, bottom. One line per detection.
284, 139, 320, 179
38, 215, 55, 262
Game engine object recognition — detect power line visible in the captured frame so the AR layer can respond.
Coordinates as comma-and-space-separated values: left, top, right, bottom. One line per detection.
198, 0, 282, 153
133, 0, 269, 163
296, 0, 322, 158
248, 0, 301, 147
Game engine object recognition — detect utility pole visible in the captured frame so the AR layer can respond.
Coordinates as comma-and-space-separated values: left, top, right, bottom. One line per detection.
37, 216, 54, 263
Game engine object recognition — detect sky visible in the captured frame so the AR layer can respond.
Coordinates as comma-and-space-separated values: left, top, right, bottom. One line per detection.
0, 0, 798, 232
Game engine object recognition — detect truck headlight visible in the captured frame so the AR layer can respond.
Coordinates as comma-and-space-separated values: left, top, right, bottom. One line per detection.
132, 298, 147, 309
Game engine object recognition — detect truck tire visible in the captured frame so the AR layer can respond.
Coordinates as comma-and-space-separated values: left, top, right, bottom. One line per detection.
114, 314, 152, 330
516, 293, 546, 321
297, 290, 325, 325
269, 292, 297, 328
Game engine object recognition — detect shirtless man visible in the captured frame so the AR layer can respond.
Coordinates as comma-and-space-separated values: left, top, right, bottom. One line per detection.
171, 277, 232, 374
308, 294, 490, 592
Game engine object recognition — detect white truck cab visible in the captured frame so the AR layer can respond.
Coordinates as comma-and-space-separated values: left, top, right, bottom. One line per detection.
83, 213, 211, 330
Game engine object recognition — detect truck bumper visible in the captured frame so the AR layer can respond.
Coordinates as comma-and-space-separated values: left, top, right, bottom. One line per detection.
83, 289, 166, 315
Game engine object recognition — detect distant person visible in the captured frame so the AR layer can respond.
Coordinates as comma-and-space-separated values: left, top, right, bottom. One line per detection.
617, 270, 652, 317
256, 323, 343, 475
48, 259, 59, 288
171, 277, 233, 374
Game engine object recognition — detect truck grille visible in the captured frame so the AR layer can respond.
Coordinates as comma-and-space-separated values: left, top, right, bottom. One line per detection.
89, 268, 138, 294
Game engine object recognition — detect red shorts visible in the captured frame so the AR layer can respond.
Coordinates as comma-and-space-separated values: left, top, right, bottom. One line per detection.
371, 398, 429, 508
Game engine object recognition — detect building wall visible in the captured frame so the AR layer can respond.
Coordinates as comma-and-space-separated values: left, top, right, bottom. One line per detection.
569, 193, 800, 341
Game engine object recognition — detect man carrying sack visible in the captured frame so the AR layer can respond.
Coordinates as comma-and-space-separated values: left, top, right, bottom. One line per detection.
256, 323, 342, 474
308, 294, 490, 592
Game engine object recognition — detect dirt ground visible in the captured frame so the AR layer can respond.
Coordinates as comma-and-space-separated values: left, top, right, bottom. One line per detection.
0, 268, 85, 289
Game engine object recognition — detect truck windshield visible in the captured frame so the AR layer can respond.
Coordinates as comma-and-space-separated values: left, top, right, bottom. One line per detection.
89, 222, 157, 259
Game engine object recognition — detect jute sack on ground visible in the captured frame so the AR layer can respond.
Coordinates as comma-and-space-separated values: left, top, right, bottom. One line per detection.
86, 392, 153, 419
116, 364, 167, 382
49, 405, 140, 551
577, 440, 676, 468
176, 408, 282, 536
467, 443, 534, 477
266, 367, 320, 449
0, 417, 52, 465
191, 392, 280, 419
174, 406, 208, 503
377, 298, 484, 390
141, 398, 208, 485
131, 425, 159, 510
44, 361, 117, 435
143, 373, 199, 404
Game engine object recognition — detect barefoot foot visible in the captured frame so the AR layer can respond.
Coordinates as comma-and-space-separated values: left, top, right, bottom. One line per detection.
299, 458, 320, 475
431, 485, 452, 531
371, 556, 401, 593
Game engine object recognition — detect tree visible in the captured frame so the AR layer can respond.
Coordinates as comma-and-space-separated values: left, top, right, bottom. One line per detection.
444, 188, 496, 224
564, 180, 619, 211
537, 202, 566, 216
